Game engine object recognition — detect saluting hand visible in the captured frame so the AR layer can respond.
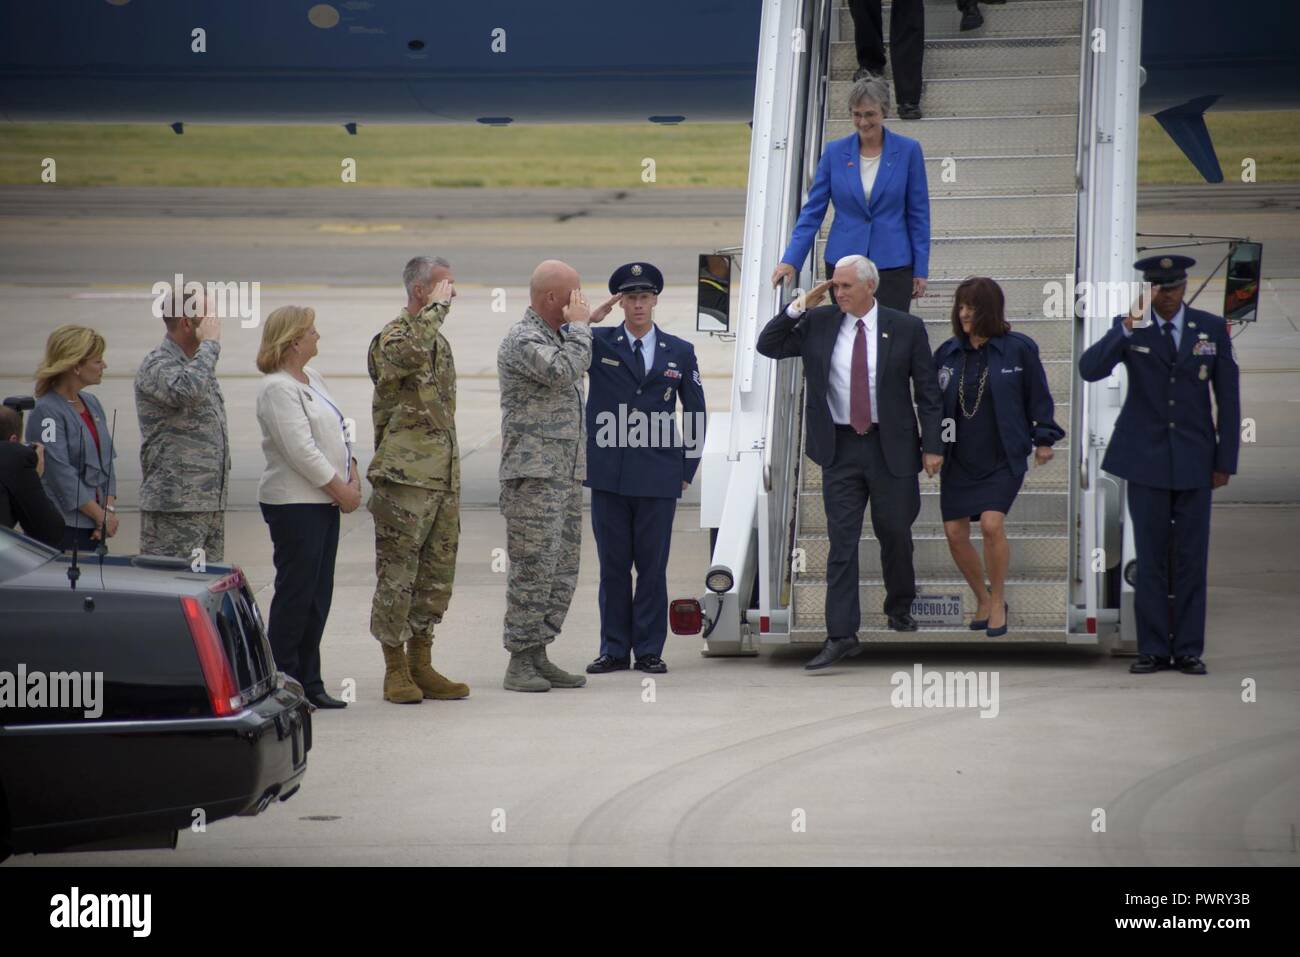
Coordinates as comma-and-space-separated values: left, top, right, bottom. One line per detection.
196, 313, 222, 343
430, 279, 454, 306
589, 293, 622, 324
799, 279, 834, 311
562, 289, 592, 324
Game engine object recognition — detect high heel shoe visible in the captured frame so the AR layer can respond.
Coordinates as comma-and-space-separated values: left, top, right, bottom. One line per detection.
986, 602, 1009, 637
970, 585, 992, 629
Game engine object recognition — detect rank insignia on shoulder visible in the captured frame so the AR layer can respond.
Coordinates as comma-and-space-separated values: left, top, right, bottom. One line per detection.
692, 369, 702, 386
601, 357, 620, 366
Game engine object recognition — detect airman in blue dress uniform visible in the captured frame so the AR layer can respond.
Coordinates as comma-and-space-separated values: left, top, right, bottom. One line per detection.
584, 263, 707, 674
1079, 254, 1241, 675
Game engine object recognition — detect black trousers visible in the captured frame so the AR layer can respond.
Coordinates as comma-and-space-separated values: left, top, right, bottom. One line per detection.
261, 502, 340, 695
826, 261, 914, 314
822, 427, 921, 635
847, 0, 925, 106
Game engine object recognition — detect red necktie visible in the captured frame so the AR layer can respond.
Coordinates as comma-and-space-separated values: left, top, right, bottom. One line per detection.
850, 318, 872, 434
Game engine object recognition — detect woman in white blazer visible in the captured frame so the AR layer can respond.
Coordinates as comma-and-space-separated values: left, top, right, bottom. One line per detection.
255, 305, 361, 710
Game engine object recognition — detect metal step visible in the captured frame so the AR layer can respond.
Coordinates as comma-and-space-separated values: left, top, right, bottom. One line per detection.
830, 35, 1080, 80
841, 1, 1085, 40
921, 317, 1075, 359
813, 232, 1074, 279
798, 486, 1069, 532
910, 280, 1076, 324
790, 580, 1070, 633
817, 154, 1074, 198
829, 74, 1078, 118
796, 533, 1069, 578
801, 443, 1072, 492
822, 192, 1073, 240
826, 114, 1079, 157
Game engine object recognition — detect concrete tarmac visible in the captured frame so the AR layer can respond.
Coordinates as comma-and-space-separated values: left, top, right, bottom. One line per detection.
1, 185, 1297, 866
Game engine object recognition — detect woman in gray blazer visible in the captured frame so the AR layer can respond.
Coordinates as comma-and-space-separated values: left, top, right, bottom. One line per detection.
26, 326, 118, 552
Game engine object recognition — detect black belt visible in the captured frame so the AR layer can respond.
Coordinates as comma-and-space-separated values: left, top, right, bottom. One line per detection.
835, 423, 877, 435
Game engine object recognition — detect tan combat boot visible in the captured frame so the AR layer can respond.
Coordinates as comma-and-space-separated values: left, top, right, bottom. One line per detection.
532, 645, 587, 688
407, 634, 470, 699
503, 650, 551, 692
381, 642, 423, 704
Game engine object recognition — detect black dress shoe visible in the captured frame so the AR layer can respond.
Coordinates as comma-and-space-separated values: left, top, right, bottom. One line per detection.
805, 636, 862, 670
1128, 654, 1170, 674
307, 690, 348, 709
634, 655, 668, 674
887, 612, 918, 632
986, 602, 1009, 638
897, 103, 923, 120
1174, 655, 1207, 675
960, 7, 984, 31
586, 654, 631, 674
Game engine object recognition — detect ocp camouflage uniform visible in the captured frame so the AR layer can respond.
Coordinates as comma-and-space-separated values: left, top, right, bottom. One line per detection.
135, 337, 230, 562
497, 307, 591, 653
367, 298, 460, 648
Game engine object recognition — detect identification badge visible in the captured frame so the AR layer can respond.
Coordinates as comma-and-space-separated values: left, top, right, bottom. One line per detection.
1192, 341, 1217, 356
600, 357, 620, 366
1199, 364, 1209, 380
664, 368, 682, 379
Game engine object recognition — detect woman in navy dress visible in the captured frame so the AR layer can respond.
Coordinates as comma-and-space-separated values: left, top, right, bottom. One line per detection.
933, 278, 1064, 636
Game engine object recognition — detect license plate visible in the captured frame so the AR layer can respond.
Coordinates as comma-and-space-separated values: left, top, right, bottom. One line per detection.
910, 593, 963, 627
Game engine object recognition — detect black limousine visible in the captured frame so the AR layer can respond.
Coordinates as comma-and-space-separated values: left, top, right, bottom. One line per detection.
0, 526, 310, 860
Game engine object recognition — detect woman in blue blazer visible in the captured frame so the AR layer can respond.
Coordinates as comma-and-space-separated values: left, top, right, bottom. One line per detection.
771, 75, 931, 313
932, 278, 1064, 636
26, 325, 119, 552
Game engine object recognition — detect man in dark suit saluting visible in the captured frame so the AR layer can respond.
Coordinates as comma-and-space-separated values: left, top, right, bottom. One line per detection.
758, 254, 944, 669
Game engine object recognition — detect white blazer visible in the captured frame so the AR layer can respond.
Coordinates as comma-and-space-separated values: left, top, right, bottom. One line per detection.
256, 367, 352, 505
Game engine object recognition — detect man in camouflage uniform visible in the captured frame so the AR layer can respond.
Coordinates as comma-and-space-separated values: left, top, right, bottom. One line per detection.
135, 290, 230, 563
367, 256, 469, 705
496, 259, 599, 692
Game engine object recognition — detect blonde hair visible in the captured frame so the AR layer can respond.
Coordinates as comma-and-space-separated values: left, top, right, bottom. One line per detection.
256, 305, 316, 374
34, 325, 106, 396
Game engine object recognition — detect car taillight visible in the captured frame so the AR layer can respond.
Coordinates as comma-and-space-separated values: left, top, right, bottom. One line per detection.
669, 598, 703, 635
181, 595, 242, 717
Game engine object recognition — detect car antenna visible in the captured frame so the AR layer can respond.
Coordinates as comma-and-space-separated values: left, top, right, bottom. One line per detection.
67, 401, 83, 590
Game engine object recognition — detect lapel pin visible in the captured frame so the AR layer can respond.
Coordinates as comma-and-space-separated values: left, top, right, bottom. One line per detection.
882, 332, 889, 338
1188, 321, 1196, 328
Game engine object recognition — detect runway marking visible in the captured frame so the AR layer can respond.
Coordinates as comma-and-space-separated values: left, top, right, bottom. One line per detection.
315, 223, 404, 234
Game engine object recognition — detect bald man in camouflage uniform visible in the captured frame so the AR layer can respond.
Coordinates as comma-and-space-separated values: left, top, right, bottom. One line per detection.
367, 256, 469, 705
135, 294, 230, 563
497, 259, 610, 692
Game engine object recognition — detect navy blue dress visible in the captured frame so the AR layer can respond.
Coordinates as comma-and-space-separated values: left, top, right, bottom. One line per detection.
940, 340, 1024, 522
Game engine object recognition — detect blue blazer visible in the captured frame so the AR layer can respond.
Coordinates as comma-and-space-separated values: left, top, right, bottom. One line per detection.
933, 332, 1065, 477
780, 128, 931, 277
25, 390, 118, 529
1079, 308, 1240, 489
585, 325, 707, 499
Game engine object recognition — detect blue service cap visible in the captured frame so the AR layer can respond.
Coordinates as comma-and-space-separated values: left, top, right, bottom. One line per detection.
609, 262, 664, 295
1134, 254, 1195, 286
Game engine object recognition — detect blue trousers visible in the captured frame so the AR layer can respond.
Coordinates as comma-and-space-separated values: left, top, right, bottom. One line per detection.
1126, 482, 1212, 659
590, 489, 677, 660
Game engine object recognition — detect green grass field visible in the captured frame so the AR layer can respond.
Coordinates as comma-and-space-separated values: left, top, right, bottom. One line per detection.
1, 112, 1295, 188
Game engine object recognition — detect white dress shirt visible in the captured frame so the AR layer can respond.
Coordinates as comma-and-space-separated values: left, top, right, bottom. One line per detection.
859, 152, 882, 204
1121, 302, 1184, 348
625, 321, 657, 374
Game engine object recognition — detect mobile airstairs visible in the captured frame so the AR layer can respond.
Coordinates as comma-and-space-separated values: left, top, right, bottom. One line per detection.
692, 0, 1145, 655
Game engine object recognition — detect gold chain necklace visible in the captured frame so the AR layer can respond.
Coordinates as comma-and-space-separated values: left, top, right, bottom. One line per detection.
958, 349, 989, 418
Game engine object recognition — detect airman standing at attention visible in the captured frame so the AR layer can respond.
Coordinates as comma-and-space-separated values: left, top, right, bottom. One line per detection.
1079, 254, 1241, 676
367, 256, 469, 704
496, 259, 608, 692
